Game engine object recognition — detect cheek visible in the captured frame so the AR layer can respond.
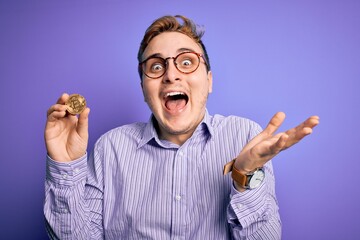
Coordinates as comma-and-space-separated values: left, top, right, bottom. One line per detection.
192, 71, 212, 95
142, 83, 152, 98
191, 84, 210, 106
141, 86, 149, 102
142, 84, 159, 106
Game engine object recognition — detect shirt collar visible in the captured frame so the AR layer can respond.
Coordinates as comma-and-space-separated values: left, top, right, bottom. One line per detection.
137, 109, 214, 149
137, 115, 159, 149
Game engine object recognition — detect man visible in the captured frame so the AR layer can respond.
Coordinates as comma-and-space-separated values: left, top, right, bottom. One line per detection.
44, 15, 319, 239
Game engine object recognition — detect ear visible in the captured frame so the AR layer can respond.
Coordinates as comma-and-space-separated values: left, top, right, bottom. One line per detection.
207, 71, 213, 94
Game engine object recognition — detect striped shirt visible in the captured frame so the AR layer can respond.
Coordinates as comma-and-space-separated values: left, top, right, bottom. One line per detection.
44, 111, 281, 239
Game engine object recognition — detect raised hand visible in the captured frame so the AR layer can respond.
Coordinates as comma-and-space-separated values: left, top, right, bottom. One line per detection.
234, 112, 319, 174
45, 93, 90, 162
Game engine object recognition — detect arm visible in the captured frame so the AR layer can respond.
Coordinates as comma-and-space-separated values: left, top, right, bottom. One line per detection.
44, 153, 104, 239
44, 93, 104, 239
227, 112, 319, 239
227, 161, 281, 239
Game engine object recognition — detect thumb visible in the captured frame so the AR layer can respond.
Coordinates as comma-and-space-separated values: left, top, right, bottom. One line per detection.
77, 107, 90, 140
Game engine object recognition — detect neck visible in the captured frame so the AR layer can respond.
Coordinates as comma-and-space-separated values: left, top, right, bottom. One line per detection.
152, 116, 204, 146
160, 131, 193, 146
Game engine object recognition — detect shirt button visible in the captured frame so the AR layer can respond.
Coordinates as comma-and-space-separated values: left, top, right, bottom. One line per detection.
178, 151, 184, 156
74, 168, 79, 174
175, 195, 181, 201
62, 174, 68, 179
237, 203, 243, 209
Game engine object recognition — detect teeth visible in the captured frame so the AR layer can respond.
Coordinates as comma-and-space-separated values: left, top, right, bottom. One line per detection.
166, 92, 185, 97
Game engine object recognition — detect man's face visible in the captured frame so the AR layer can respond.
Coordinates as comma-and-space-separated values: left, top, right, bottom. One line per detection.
141, 32, 213, 145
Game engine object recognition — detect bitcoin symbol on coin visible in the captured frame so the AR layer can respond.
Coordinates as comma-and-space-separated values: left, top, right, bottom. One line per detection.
66, 94, 86, 115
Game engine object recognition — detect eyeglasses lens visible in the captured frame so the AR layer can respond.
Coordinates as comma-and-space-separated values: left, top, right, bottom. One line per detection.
142, 52, 200, 79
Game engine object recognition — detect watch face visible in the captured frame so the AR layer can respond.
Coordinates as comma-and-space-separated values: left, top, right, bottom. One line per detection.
249, 169, 265, 189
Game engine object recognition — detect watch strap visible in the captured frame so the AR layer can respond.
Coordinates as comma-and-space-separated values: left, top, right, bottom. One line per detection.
223, 158, 248, 188
223, 159, 235, 175
231, 164, 248, 187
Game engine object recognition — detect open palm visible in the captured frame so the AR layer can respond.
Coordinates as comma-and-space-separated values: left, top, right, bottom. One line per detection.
234, 112, 320, 173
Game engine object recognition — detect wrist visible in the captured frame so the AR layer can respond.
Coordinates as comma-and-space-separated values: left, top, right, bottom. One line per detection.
224, 159, 265, 190
47, 153, 72, 162
233, 156, 255, 175
233, 181, 247, 192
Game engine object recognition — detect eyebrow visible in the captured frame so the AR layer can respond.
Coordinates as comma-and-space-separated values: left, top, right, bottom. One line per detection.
143, 47, 198, 61
177, 47, 197, 53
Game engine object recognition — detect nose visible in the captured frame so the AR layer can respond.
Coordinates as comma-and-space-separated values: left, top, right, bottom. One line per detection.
162, 58, 180, 83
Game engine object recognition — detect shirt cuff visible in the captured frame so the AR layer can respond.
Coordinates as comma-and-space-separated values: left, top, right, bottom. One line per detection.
46, 154, 88, 187
228, 175, 269, 229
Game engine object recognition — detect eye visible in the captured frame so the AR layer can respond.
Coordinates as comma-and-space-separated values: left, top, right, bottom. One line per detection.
181, 59, 193, 67
150, 62, 164, 72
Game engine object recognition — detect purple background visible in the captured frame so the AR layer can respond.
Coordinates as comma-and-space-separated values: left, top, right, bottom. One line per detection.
1, 0, 359, 239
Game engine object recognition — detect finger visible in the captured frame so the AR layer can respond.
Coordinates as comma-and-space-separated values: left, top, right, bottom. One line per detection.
298, 116, 320, 130
76, 107, 90, 140
304, 116, 320, 129
47, 110, 67, 122
285, 115, 320, 139
240, 112, 286, 152
252, 133, 288, 159
47, 104, 68, 119
263, 112, 286, 136
47, 93, 70, 117
284, 125, 317, 149
269, 133, 289, 154
56, 93, 70, 105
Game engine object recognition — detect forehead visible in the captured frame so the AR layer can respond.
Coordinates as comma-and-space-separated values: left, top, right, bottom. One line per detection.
143, 32, 203, 58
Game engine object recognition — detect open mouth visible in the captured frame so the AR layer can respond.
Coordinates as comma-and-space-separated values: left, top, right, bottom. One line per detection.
164, 92, 189, 112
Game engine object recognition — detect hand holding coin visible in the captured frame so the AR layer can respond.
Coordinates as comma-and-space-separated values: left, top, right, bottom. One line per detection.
66, 94, 87, 115
45, 93, 90, 162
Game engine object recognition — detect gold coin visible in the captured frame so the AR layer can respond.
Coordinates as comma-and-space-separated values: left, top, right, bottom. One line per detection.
66, 94, 86, 115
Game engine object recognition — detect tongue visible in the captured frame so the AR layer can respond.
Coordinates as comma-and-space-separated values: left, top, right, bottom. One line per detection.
165, 99, 186, 111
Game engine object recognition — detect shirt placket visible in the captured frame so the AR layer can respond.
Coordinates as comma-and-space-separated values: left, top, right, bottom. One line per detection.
171, 147, 188, 240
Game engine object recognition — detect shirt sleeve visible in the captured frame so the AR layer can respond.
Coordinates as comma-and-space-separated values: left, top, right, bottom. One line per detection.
227, 160, 282, 239
44, 147, 104, 239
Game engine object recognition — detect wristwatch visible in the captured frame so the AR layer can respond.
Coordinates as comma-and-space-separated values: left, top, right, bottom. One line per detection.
223, 159, 265, 189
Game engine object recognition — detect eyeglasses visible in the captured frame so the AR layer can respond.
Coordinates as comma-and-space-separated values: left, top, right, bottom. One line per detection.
139, 52, 207, 79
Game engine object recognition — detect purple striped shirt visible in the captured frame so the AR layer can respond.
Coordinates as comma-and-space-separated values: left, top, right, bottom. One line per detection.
44, 111, 281, 239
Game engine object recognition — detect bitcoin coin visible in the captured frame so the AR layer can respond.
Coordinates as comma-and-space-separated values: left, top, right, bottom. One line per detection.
66, 94, 86, 115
